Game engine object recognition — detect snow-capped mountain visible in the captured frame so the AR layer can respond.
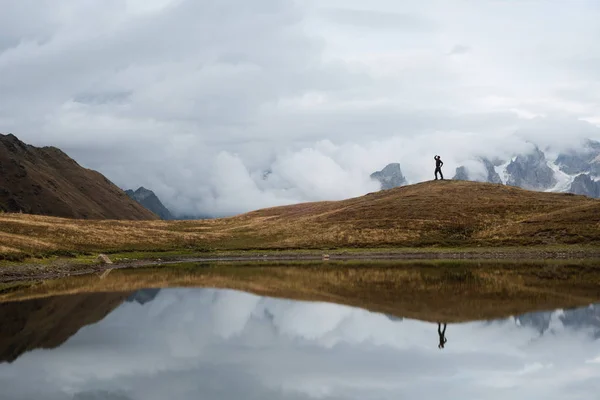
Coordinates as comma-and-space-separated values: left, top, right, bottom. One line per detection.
453, 139, 600, 198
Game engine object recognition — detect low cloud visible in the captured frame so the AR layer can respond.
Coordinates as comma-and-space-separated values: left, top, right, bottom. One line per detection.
1, 0, 600, 216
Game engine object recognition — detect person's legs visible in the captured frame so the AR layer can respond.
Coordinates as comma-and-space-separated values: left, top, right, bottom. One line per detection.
440, 169, 444, 180
435, 168, 441, 180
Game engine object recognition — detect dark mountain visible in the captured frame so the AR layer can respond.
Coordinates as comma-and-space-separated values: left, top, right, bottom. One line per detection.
0, 133, 158, 220
453, 166, 469, 181
371, 163, 407, 190
125, 187, 173, 220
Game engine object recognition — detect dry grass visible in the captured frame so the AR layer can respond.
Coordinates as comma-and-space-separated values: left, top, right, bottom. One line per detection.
2, 180, 600, 261
3, 260, 600, 323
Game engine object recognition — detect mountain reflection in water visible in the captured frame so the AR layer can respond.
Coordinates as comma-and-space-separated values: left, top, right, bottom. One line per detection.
2, 288, 600, 400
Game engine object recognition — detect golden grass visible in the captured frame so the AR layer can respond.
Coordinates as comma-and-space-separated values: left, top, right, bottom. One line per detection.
1, 180, 600, 261
4, 260, 600, 322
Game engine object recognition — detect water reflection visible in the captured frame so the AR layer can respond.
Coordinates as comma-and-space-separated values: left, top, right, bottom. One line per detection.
2, 288, 600, 399
437, 322, 447, 349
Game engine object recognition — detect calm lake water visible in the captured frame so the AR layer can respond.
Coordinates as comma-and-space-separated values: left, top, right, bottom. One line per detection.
1, 287, 600, 399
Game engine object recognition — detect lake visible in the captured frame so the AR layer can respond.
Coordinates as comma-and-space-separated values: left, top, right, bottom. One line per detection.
2, 281, 600, 399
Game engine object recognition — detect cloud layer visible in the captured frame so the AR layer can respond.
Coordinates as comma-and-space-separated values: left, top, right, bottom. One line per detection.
1, 0, 600, 216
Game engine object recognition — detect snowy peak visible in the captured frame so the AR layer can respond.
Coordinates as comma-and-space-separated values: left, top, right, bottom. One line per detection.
556, 139, 600, 176
506, 146, 557, 191
453, 140, 600, 198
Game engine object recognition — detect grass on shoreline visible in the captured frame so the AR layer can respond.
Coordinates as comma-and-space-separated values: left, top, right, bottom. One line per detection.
2, 244, 600, 273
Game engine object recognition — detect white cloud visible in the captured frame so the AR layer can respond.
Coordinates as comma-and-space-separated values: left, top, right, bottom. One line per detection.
1, 0, 600, 216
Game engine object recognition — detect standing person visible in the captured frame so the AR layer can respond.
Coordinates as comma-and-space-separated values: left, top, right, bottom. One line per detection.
434, 155, 444, 180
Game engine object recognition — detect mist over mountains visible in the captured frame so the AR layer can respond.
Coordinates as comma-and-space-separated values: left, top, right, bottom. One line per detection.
2, 1, 600, 220
133, 136, 600, 219
450, 139, 600, 198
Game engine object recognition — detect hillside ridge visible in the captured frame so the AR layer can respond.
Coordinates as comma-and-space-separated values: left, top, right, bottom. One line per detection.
0, 133, 158, 220
1, 180, 599, 260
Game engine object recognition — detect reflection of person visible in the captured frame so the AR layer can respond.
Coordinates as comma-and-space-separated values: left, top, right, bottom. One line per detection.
438, 322, 447, 349
434, 155, 444, 180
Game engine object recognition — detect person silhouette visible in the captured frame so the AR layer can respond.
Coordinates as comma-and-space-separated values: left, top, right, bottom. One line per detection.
437, 322, 448, 349
434, 155, 444, 180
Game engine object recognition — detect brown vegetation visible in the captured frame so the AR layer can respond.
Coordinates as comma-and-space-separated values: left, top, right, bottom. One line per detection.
0, 133, 157, 220
1, 180, 599, 261
3, 260, 600, 323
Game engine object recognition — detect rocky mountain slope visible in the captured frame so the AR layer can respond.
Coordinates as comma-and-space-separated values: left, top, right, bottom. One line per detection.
370, 163, 407, 190
126, 187, 173, 220
0, 134, 158, 220
452, 139, 600, 198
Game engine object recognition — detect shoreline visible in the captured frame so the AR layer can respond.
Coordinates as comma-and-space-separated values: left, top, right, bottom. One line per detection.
2, 247, 600, 284
3, 255, 600, 323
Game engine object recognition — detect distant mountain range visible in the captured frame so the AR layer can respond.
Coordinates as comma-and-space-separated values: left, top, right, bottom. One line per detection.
3, 132, 599, 222
370, 138, 600, 199
0, 133, 158, 220
125, 187, 174, 220
452, 139, 600, 198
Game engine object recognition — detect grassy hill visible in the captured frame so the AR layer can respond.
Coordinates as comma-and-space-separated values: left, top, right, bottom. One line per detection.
1, 180, 600, 261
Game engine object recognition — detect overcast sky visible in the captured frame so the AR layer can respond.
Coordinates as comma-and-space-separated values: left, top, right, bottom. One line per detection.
2, 288, 600, 399
1, 0, 600, 216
